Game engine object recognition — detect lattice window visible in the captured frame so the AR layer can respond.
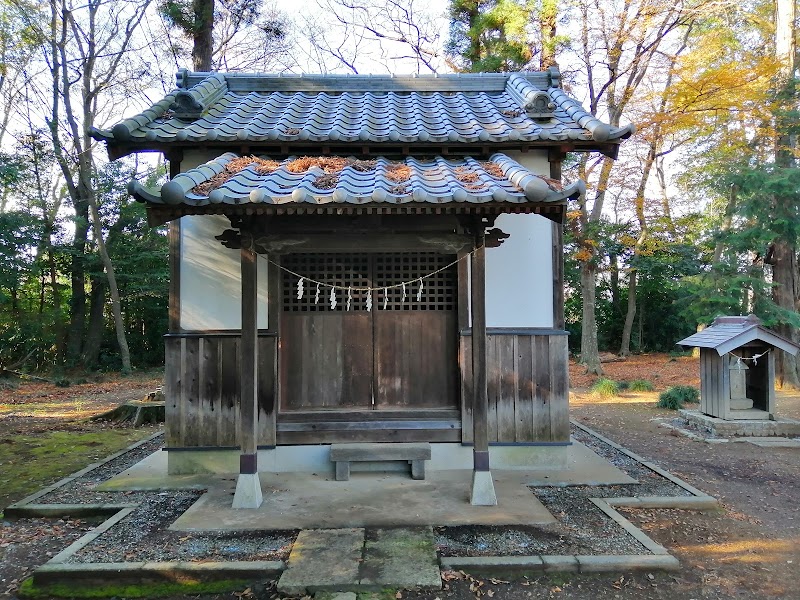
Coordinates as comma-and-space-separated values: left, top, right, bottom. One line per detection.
281, 252, 456, 312
374, 253, 456, 311
282, 253, 370, 312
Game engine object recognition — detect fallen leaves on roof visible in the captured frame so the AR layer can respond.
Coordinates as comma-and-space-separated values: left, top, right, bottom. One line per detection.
191, 156, 280, 196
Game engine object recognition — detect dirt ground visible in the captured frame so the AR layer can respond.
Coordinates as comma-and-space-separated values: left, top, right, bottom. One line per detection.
2, 356, 800, 600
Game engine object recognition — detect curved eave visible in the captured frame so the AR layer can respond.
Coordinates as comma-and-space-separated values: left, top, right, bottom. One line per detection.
141, 199, 571, 227
99, 139, 627, 162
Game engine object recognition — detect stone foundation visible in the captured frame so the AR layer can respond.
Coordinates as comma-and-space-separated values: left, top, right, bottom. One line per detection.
679, 410, 800, 437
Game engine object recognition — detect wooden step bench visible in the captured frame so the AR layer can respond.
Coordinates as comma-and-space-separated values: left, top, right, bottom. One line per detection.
330, 443, 432, 481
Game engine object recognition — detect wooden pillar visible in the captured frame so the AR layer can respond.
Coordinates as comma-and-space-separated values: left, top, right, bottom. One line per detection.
232, 231, 263, 509
470, 226, 497, 505
550, 151, 565, 330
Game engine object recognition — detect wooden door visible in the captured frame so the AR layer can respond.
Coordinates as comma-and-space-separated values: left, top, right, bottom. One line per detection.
280, 252, 457, 412
280, 254, 373, 410
372, 253, 458, 409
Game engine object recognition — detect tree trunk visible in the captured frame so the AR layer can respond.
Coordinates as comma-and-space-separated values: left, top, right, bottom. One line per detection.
192, 0, 214, 70
580, 262, 602, 375
65, 204, 89, 363
609, 252, 619, 309
771, 240, 800, 389
619, 269, 637, 356
82, 276, 105, 368
88, 198, 132, 373
539, 0, 557, 69
771, 0, 799, 389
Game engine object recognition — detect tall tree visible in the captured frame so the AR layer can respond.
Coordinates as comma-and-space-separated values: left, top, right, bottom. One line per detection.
159, 0, 291, 71
768, 0, 799, 388
446, 0, 533, 72
42, 0, 155, 371
568, 0, 698, 373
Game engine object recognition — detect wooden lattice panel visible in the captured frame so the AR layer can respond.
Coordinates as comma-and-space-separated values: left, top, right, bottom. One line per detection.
281, 252, 456, 312
374, 253, 456, 311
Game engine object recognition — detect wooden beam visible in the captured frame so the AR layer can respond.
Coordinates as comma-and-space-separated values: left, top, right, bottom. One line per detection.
470, 225, 496, 505
471, 230, 489, 469
168, 221, 181, 332
232, 230, 263, 508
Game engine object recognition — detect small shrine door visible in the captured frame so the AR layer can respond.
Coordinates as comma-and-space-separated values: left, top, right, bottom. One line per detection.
279, 252, 458, 411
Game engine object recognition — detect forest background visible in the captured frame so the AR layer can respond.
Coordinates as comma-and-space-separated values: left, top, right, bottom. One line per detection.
0, 0, 798, 387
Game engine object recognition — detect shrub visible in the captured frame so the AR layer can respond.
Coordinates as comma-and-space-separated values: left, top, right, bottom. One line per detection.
628, 379, 655, 392
657, 385, 700, 410
591, 378, 620, 398
671, 385, 700, 403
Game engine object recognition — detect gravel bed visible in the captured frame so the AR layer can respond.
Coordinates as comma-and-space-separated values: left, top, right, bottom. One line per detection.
570, 425, 692, 497
37, 434, 165, 504
437, 424, 697, 557
65, 492, 295, 563
436, 487, 648, 557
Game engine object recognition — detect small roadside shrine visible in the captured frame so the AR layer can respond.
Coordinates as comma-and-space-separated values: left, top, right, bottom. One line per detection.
92, 68, 632, 508
678, 315, 800, 421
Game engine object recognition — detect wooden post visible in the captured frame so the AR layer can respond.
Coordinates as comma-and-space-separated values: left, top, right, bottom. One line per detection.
470, 226, 497, 506
232, 230, 263, 509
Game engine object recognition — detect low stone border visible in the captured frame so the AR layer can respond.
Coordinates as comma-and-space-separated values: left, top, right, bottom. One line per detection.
3, 431, 164, 518
440, 553, 679, 574
32, 560, 284, 587
657, 419, 730, 444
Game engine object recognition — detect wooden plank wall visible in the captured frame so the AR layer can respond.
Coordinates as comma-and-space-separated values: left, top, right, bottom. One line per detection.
699, 348, 726, 418
164, 334, 277, 447
460, 333, 569, 444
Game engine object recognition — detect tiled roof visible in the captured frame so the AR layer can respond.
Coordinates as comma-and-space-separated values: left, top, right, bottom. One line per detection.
129, 152, 584, 207
93, 69, 633, 152
678, 316, 800, 356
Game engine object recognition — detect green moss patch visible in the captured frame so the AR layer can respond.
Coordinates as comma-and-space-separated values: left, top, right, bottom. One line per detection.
18, 577, 250, 599
0, 429, 154, 509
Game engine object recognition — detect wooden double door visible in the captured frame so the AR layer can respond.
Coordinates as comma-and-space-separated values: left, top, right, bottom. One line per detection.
279, 252, 458, 412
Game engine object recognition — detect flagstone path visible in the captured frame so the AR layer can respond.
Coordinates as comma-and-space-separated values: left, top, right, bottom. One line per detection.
277, 527, 442, 595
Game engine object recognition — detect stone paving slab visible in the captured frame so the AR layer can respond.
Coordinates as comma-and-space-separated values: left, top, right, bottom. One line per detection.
360, 528, 441, 590
278, 528, 441, 595
278, 529, 364, 595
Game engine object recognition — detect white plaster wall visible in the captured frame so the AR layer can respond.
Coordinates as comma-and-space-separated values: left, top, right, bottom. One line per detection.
179, 214, 269, 330
484, 213, 554, 328
478, 150, 555, 328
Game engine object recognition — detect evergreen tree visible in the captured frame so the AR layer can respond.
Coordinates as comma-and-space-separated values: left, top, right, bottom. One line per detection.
445, 0, 533, 72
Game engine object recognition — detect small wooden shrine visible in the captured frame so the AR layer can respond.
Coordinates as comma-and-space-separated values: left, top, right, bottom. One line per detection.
678, 315, 800, 420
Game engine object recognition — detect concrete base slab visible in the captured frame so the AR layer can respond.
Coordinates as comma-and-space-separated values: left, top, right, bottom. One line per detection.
470, 470, 498, 506
231, 473, 263, 509
172, 469, 557, 531
166, 442, 574, 476
278, 529, 364, 595
361, 528, 441, 590
103, 440, 634, 493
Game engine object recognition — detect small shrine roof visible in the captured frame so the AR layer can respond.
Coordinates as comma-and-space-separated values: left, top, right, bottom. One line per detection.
92, 68, 633, 158
678, 315, 800, 356
130, 152, 583, 225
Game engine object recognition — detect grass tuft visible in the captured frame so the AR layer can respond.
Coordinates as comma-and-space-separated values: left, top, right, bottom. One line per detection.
627, 379, 655, 392
591, 378, 620, 398
657, 385, 700, 410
